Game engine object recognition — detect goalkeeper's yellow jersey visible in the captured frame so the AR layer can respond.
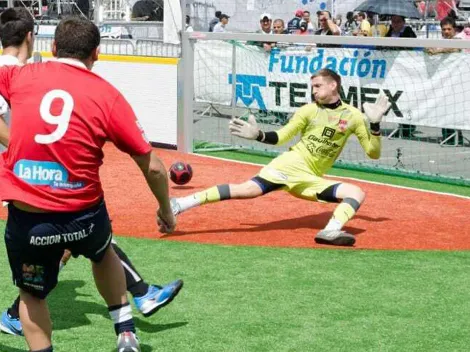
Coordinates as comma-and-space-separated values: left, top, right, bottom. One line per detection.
275, 102, 381, 176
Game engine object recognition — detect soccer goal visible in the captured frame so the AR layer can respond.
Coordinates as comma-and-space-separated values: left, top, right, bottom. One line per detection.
178, 32, 470, 186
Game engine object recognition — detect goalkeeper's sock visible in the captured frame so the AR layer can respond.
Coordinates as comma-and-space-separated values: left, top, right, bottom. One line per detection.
178, 185, 231, 211
325, 198, 361, 231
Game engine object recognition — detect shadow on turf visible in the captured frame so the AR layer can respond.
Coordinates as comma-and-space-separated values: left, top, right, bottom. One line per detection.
167, 212, 390, 237
135, 318, 188, 333
0, 344, 24, 352
48, 279, 108, 330
49, 280, 188, 334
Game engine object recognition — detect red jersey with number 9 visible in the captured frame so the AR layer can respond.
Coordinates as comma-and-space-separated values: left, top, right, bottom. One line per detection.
0, 59, 152, 211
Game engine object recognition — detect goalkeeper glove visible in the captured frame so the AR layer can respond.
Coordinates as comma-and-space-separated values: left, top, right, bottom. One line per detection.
363, 93, 391, 124
363, 93, 391, 136
229, 114, 260, 140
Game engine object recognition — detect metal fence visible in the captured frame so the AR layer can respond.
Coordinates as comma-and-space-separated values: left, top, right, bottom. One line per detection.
33, 37, 180, 57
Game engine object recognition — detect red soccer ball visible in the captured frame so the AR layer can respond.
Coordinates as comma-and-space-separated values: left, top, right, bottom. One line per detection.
169, 162, 193, 185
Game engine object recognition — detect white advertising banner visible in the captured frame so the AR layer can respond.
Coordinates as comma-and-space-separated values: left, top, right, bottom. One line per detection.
195, 41, 470, 130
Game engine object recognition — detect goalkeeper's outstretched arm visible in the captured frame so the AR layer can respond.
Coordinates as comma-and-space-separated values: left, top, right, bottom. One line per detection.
229, 106, 309, 145
356, 93, 392, 159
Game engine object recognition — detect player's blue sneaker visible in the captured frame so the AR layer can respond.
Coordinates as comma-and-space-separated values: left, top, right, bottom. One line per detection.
133, 280, 183, 317
0, 311, 23, 336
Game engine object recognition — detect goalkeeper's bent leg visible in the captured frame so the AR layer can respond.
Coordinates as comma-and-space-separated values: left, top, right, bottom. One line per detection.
322, 183, 365, 231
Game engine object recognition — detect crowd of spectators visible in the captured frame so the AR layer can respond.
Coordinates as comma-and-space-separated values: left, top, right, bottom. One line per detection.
203, 2, 469, 144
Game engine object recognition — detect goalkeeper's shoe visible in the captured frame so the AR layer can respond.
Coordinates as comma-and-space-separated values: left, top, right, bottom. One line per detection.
133, 280, 184, 317
170, 198, 183, 216
117, 331, 140, 352
314, 230, 356, 246
0, 311, 23, 336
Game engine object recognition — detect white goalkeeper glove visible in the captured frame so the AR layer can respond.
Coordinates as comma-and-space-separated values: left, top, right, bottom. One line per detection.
363, 93, 392, 124
229, 114, 260, 140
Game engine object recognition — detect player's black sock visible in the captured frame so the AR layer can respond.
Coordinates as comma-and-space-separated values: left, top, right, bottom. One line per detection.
128, 280, 150, 298
8, 296, 20, 319
112, 243, 150, 297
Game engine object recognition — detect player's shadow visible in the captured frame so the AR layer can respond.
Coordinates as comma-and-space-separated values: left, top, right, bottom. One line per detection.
49, 280, 188, 334
48, 280, 108, 330
0, 344, 25, 352
168, 212, 390, 237
171, 185, 195, 190
135, 318, 188, 333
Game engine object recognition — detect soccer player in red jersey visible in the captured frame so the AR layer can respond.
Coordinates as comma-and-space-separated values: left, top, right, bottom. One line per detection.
0, 16, 175, 352
0, 9, 183, 341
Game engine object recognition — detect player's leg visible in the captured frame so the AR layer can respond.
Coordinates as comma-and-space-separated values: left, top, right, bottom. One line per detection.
1, 249, 74, 337
78, 201, 140, 351
18, 290, 52, 351
171, 152, 295, 215
112, 240, 183, 317
4, 204, 63, 351
315, 182, 365, 246
171, 179, 266, 215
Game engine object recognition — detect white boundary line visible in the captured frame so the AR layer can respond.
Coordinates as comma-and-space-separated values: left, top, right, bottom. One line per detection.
191, 152, 470, 200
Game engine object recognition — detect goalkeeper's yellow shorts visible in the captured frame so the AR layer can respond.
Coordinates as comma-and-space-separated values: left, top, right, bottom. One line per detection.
257, 150, 339, 202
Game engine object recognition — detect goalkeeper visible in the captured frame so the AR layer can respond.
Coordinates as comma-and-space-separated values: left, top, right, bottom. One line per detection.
172, 68, 390, 246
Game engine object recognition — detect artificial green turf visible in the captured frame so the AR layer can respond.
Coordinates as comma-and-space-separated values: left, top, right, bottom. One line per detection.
1, 224, 469, 352
198, 150, 470, 197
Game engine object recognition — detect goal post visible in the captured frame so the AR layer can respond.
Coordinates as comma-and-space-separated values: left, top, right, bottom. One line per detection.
179, 32, 470, 186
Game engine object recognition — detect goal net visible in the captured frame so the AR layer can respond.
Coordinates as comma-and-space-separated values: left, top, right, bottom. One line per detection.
180, 32, 470, 186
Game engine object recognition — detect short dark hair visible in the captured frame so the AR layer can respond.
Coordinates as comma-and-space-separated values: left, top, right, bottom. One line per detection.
311, 68, 341, 93
303, 10, 310, 15
440, 16, 456, 28
0, 7, 34, 48
215, 11, 222, 18
54, 16, 100, 60
220, 14, 229, 20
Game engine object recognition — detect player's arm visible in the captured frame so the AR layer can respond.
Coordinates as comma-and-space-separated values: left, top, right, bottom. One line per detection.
107, 93, 175, 233
0, 116, 9, 147
229, 105, 310, 145
356, 94, 392, 159
131, 151, 174, 233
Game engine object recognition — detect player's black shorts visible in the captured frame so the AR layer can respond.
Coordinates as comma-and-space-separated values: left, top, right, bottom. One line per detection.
5, 199, 113, 299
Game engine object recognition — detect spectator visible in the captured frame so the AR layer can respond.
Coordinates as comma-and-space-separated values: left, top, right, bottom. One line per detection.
272, 18, 286, 34
247, 14, 274, 52
209, 10, 222, 32
186, 15, 194, 32
303, 10, 316, 33
315, 11, 341, 35
353, 12, 370, 36
131, 0, 161, 21
342, 11, 358, 35
426, 17, 464, 145
288, 9, 304, 34
369, 15, 389, 37
213, 14, 229, 32
258, 13, 273, 34
334, 14, 343, 28
385, 15, 417, 38
296, 20, 310, 35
